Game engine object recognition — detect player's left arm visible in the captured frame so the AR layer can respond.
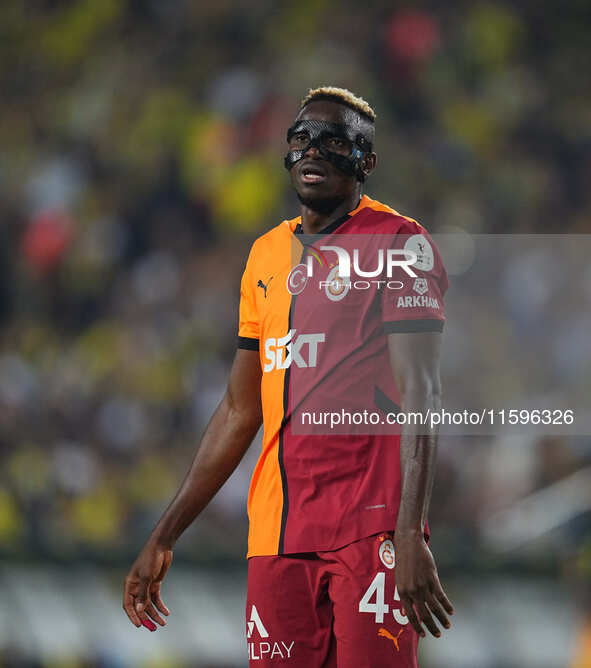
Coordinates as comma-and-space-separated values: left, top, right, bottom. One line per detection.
387, 331, 454, 638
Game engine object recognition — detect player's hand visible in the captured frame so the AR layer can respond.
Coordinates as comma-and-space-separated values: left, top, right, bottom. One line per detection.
123, 539, 173, 631
394, 530, 453, 638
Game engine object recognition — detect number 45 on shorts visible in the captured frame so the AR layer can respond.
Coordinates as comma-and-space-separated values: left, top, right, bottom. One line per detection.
359, 572, 408, 625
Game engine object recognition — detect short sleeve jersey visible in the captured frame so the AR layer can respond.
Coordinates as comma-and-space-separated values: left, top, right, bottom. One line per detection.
238, 195, 448, 557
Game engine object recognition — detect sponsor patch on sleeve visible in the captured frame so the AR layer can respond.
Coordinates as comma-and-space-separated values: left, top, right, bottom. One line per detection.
403, 235, 434, 272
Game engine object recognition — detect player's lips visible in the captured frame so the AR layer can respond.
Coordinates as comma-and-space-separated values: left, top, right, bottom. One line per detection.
299, 161, 327, 184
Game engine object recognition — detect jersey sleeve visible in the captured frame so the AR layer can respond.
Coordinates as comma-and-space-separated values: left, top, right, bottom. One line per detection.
237, 244, 260, 350
381, 227, 448, 333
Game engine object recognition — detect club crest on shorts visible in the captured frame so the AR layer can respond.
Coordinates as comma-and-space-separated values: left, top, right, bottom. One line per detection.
379, 539, 395, 569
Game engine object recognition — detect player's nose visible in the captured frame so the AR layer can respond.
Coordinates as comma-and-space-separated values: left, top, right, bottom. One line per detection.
304, 144, 321, 158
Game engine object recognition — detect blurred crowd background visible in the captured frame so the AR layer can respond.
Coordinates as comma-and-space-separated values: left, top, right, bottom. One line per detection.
0, 0, 590, 666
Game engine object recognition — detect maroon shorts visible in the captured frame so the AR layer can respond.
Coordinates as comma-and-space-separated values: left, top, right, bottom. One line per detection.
246, 532, 419, 667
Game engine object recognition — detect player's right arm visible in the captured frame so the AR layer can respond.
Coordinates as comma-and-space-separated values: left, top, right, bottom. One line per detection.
122, 347, 262, 630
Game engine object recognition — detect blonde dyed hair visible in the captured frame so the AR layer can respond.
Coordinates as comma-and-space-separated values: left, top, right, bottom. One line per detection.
301, 86, 376, 122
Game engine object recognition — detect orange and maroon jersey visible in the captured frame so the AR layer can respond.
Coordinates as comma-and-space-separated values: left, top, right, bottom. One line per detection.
238, 195, 448, 557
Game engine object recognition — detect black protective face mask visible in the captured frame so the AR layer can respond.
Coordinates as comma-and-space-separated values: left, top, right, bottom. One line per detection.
284, 119, 372, 182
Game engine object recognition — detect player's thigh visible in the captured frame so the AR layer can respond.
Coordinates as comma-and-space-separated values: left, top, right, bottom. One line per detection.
328, 533, 419, 668
247, 554, 336, 667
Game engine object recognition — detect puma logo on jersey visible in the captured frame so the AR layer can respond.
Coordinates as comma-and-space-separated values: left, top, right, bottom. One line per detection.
264, 330, 325, 372
378, 627, 404, 651
257, 276, 273, 298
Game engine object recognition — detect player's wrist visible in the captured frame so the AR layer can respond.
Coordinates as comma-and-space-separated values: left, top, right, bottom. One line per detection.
148, 528, 177, 551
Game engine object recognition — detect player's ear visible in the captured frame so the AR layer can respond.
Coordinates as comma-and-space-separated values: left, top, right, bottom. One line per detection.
361, 152, 377, 178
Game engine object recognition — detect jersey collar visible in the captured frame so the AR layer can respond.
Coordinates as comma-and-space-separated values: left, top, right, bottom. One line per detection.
291, 195, 373, 236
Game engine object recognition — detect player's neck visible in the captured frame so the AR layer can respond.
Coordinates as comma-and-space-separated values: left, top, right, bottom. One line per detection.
300, 191, 362, 234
